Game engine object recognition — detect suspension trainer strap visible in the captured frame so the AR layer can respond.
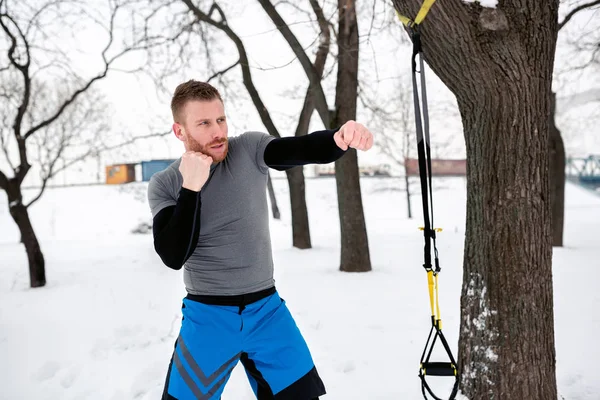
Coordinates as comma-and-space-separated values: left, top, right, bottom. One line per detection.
396, 0, 437, 28
412, 27, 459, 400
395, 2, 460, 398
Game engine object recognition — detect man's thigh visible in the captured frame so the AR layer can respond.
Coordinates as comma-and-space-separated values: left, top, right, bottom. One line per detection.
163, 300, 242, 400
241, 293, 326, 399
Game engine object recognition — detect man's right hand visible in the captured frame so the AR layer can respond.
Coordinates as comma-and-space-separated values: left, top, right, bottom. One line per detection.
179, 151, 213, 192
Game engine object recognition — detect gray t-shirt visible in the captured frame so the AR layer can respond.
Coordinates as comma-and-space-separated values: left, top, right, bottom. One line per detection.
147, 131, 276, 296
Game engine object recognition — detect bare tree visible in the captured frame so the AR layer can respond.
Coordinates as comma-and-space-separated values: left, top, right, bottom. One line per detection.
330, 0, 371, 272
257, 0, 372, 272
254, 0, 334, 249
0, 0, 160, 288
392, 1, 560, 398
359, 76, 414, 218
549, 0, 600, 246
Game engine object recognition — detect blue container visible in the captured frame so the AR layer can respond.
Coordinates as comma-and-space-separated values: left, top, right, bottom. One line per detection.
141, 159, 177, 182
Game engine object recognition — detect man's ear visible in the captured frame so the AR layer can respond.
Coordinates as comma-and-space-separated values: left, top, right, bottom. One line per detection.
173, 123, 185, 141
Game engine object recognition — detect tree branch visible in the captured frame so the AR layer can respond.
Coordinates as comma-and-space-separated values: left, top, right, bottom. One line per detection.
22, 1, 165, 142
96, 130, 172, 153
0, 10, 33, 183
0, 168, 8, 190
181, 0, 282, 138
25, 133, 68, 208
293, 0, 331, 137
559, 0, 600, 31
207, 59, 240, 82
257, 0, 331, 128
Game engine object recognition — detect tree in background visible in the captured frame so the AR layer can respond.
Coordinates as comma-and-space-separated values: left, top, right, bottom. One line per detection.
259, 0, 371, 272
0, 0, 159, 288
392, 1, 559, 398
331, 0, 370, 272
364, 75, 461, 219
550, 0, 600, 247
364, 77, 415, 219
256, 0, 332, 249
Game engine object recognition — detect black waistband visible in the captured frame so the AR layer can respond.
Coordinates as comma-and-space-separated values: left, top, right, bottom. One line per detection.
185, 286, 276, 306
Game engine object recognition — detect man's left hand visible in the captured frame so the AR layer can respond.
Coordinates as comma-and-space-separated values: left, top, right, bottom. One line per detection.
334, 120, 374, 151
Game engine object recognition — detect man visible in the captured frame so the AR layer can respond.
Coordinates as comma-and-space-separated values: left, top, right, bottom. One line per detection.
148, 80, 374, 400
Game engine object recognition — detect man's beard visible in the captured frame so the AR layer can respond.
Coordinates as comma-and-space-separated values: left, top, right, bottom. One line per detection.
184, 136, 228, 162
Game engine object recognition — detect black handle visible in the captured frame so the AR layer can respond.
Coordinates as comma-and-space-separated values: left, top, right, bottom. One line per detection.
421, 362, 456, 377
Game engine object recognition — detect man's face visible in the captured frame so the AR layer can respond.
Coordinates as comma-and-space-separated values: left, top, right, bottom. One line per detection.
173, 99, 229, 162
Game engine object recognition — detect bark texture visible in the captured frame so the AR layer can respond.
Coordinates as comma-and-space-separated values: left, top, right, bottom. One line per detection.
5, 182, 45, 287
267, 172, 280, 219
549, 92, 565, 247
286, 168, 310, 248
404, 160, 413, 219
392, 1, 559, 398
334, 0, 371, 272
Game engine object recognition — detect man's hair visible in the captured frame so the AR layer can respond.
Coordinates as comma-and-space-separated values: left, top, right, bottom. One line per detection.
171, 80, 223, 123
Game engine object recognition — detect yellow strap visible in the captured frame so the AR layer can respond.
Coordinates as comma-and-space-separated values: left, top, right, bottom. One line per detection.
415, 0, 436, 24
395, 0, 437, 27
427, 270, 443, 330
395, 10, 413, 27
435, 273, 442, 330
427, 270, 435, 317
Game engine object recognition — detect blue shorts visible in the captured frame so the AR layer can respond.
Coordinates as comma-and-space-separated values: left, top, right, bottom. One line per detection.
162, 287, 326, 399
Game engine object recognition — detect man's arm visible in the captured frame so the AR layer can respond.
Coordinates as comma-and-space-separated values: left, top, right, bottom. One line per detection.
263, 128, 346, 171
152, 188, 202, 271
149, 152, 212, 271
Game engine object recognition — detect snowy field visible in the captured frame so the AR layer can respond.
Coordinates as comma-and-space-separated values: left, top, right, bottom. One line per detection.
1, 176, 598, 399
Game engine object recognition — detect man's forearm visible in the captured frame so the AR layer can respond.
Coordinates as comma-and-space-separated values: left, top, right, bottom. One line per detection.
263, 128, 346, 171
152, 188, 201, 270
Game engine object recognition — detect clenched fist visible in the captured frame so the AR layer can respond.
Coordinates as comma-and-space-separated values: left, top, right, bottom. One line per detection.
179, 151, 213, 192
333, 120, 374, 151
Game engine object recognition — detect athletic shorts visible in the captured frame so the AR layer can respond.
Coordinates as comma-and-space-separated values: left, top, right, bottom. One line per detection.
162, 286, 326, 399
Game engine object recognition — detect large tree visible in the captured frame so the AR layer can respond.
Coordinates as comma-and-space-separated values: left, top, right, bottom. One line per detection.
331, 0, 370, 272
392, 1, 559, 399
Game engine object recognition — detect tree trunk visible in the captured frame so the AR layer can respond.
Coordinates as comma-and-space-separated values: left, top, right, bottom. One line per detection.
7, 183, 46, 288
266, 172, 280, 220
549, 92, 565, 247
334, 0, 371, 273
404, 160, 413, 219
392, 1, 558, 398
285, 167, 311, 249
257, 0, 332, 250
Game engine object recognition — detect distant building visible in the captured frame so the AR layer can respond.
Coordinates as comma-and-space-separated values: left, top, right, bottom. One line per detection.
315, 164, 391, 177
140, 159, 177, 182
404, 158, 466, 176
105, 163, 136, 184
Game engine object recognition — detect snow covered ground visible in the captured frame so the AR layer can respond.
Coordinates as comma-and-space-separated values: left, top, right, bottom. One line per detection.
0, 176, 598, 399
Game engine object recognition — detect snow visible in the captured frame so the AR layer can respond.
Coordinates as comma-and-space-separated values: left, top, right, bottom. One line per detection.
1, 176, 599, 399
462, 0, 498, 8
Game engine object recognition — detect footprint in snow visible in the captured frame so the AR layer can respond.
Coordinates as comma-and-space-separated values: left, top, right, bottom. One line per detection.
341, 362, 356, 374
60, 365, 80, 388
33, 360, 60, 381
